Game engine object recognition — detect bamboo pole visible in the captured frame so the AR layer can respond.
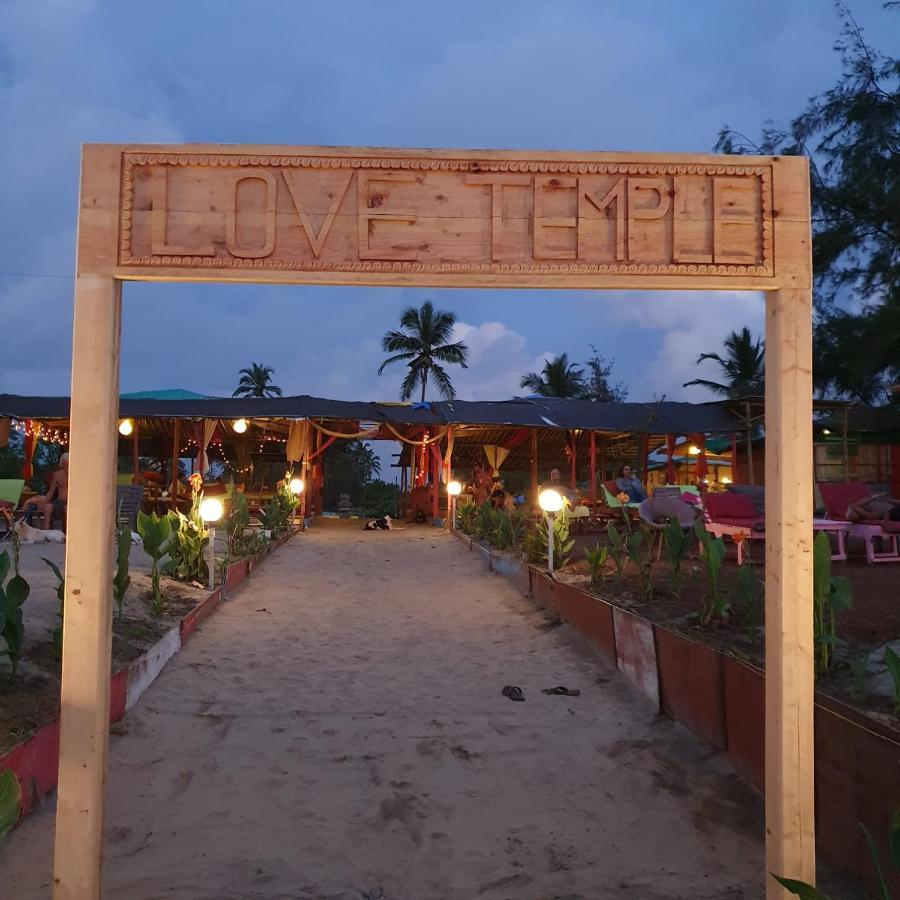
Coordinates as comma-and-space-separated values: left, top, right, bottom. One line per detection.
131, 420, 139, 484
53, 275, 122, 900
842, 406, 850, 482
589, 431, 597, 508
530, 429, 538, 504
745, 400, 755, 485
764, 285, 815, 896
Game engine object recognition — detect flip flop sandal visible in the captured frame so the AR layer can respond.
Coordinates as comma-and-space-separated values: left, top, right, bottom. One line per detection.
501, 685, 525, 702
541, 686, 581, 696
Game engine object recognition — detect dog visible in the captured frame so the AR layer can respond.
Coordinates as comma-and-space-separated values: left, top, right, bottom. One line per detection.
363, 515, 392, 531
14, 520, 66, 544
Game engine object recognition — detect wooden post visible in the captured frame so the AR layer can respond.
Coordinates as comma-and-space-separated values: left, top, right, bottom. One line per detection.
530, 428, 538, 503
589, 431, 597, 508
745, 400, 756, 485
172, 419, 181, 499
842, 406, 850, 482
569, 431, 577, 489
130, 420, 139, 484
53, 275, 122, 900
599, 438, 606, 485
764, 286, 815, 896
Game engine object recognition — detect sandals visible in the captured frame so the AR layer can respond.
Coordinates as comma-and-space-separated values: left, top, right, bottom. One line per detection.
541, 686, 581, 697
501, 685, 525, 702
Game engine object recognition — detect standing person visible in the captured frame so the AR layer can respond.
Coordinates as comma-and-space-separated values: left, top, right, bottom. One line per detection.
615, 464, 647, 503
471, 462, 492, 506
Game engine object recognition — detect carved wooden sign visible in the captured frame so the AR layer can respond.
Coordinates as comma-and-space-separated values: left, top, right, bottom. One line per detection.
79, 145, 806, 288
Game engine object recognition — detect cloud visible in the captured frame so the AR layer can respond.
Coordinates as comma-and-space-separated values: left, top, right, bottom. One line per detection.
607, 291, 765, 401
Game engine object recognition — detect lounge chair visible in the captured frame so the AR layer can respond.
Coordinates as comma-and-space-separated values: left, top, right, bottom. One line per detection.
818, 482, 900, 564
702, 491, 766, 564
0, 479, 25, 540
637, 495, 699, 559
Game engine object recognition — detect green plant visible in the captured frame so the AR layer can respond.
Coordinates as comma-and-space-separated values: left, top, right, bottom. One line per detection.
624, 524, 654, 601
883, 646, 900, 716
773, 808, 900, 899
41, 557, 65, 659
733, 561, 760, 626
260, 499, 283, 534
525, 508, 574, 569
164, 496, 209, 584
0, 550, 30, 679
113, 523, 131, 620
662, 518, 691, 599
813, 531, 852, 678
136, 509, 171, 617
0, 770, 21, 841
226, 488, 251, 557
606, 521, 627, 579
456, 500, 478, 536
584, 542, 609, 585
488, 509, 514, 550
693, 521, 729, 625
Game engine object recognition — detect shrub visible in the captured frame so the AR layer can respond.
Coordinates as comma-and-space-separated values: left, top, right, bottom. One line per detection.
136, 510, 171, 616
0, 770, 21, 840
813, 531, 852, 678
0, 550, 30, 679
662, 518, 691, 600
584, 542, 609, 584
882, 646, 900, 717
41, 557, 65, 659
524, 507, 574, 569
164, 498, 209, 584
693, 521, 729, 625
113, 523, 131, 619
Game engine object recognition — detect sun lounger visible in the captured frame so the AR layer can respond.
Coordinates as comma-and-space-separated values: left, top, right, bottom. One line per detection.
818, 482, 900, 564
701, 491, 766, 564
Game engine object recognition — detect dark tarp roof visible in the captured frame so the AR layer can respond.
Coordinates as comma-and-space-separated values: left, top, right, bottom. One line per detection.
0, 393, 742, 434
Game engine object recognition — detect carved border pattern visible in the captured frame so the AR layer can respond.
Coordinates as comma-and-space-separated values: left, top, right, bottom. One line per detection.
119, 153, 774, 276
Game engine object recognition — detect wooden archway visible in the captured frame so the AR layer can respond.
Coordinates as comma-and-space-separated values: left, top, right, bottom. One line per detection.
59, 144, 813, 899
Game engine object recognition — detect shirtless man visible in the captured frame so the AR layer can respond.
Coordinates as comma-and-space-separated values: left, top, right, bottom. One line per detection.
846, 492, 900, 523
22, 453, 69, 530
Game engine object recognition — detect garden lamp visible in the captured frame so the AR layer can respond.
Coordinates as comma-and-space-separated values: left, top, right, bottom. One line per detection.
199, 496, 224, 590
289, 477, 304, 528
538, 488, 563, 574
118, 418, 133, 437
447, 480, 462, 530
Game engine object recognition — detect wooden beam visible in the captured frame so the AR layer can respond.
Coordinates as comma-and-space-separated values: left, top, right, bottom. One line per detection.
589, 431, 597, 508
569, 431, 577, 489
53, 275, 122, 900
530, 429, 538, 502
764, 285, 815, 896
171, 419, 180, 497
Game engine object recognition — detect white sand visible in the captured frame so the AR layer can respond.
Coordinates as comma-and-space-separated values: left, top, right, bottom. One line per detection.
2, 519, 777, 898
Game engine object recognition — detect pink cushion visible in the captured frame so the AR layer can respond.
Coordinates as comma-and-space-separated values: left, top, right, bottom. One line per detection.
818, 482, 870, 520
706, 492, 758, 520
712, 516, 766, 530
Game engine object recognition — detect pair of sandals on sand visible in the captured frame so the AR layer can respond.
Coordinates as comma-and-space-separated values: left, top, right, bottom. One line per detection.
501, 685, 580, 702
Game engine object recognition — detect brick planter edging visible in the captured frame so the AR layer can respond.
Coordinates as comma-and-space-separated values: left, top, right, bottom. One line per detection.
480, 552, 900, 894
0, 531, 297, 824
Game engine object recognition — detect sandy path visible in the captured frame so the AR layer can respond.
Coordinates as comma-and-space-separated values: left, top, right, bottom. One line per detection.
3, 519, 774, 899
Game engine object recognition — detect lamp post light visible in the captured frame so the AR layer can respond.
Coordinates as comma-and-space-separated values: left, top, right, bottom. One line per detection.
538, 488, 563, 575
447, 480, 462, 530
117, 418, 133, 437
289, 476, 304, 529
199, 496, 224, 591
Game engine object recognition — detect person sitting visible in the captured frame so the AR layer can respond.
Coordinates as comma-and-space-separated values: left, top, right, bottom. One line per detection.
846, 493, 900, 523
540, 467, 580, 505
490, 476, 506, 509
615, 464, 647, 503
21, 453, 69, 530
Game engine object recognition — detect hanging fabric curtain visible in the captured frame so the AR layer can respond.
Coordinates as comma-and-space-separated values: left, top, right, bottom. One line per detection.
195, 419, 217, 476
384, 423, 449, 445
665, 434, 677, 484
0, 418, 10, 450
286, 419, 312, 463
483, 444, 510, 476
21, 420, 41, 481
694, 433, 708, 481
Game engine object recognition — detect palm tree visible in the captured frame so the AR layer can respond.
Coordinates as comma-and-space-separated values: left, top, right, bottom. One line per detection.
520, 353, 586, 398
232, 363, 283, 398
683, 327, 765, 398
378, 301, 469, 401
